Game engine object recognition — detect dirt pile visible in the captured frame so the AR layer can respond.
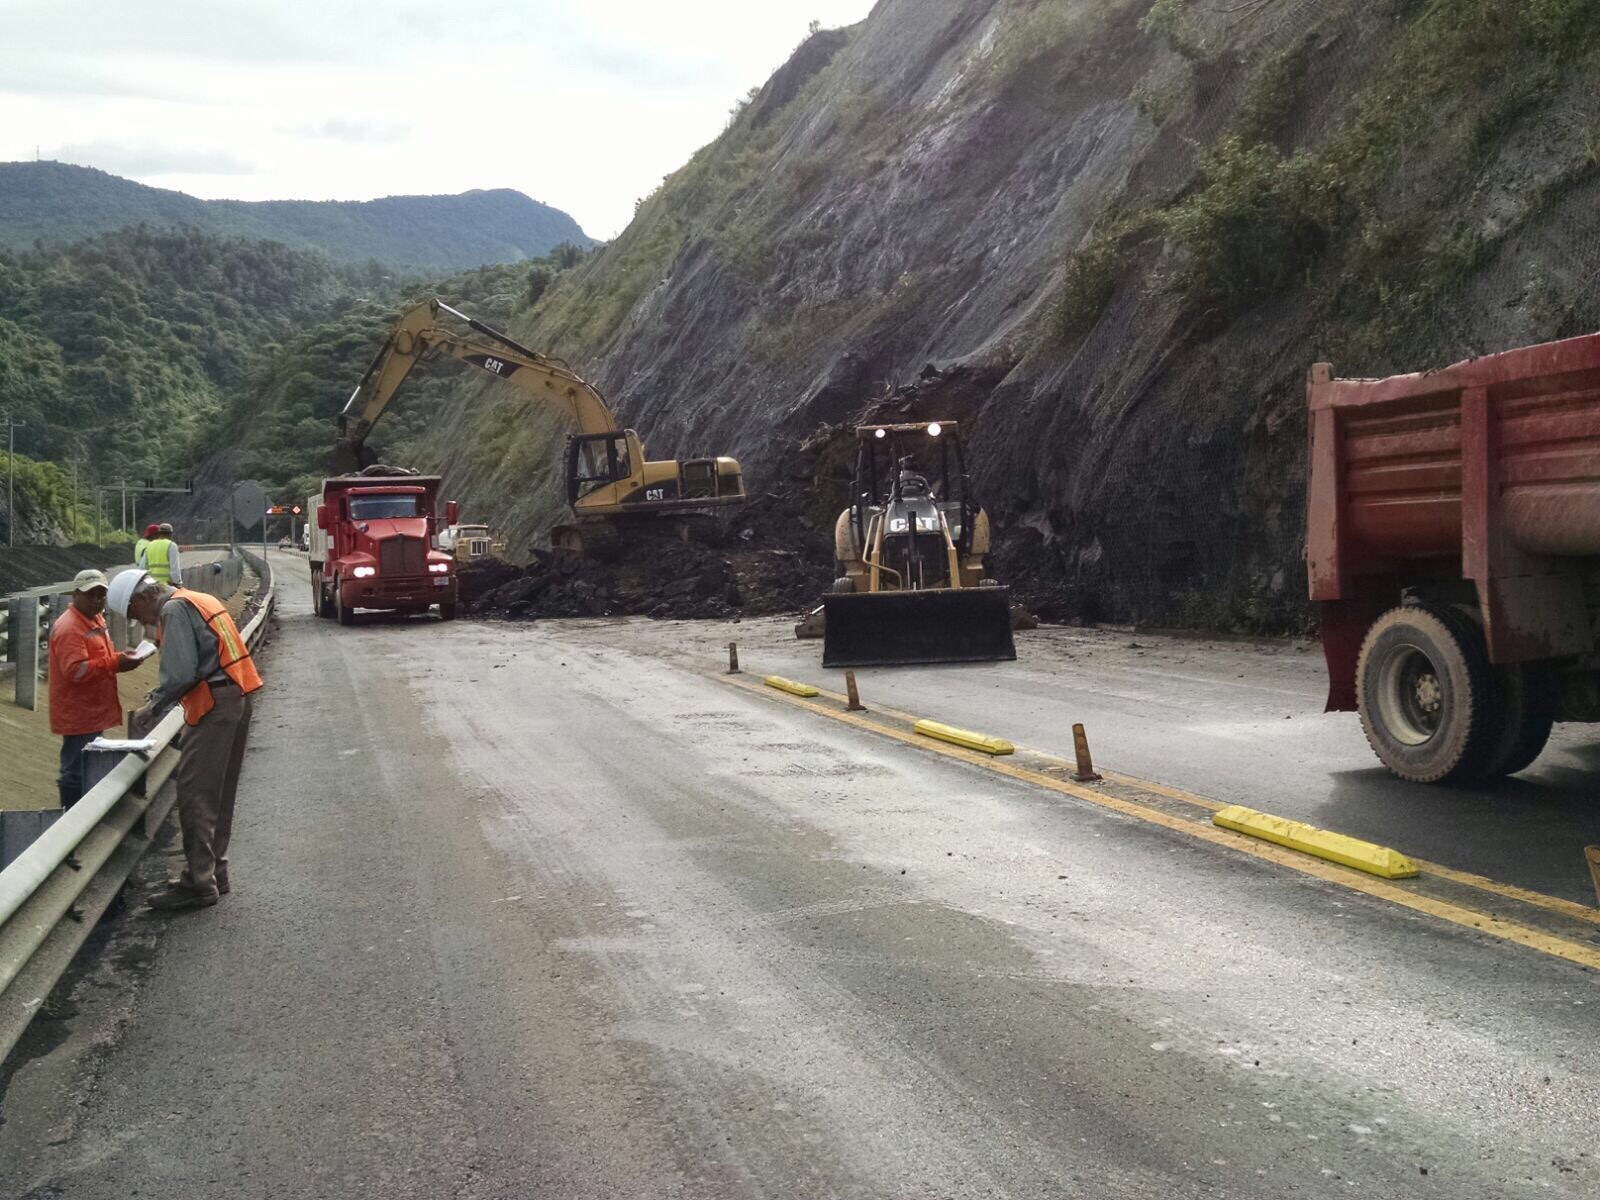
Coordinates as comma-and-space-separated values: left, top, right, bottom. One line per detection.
460, 498, 832, 623
457, 364, 1064, 627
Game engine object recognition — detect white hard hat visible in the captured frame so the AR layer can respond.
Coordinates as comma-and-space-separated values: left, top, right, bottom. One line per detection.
107, 570, 151, 616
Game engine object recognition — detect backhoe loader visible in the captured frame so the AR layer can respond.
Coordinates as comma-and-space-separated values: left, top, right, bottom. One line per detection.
338, 299, 745, 556
808, 422, 1016, 667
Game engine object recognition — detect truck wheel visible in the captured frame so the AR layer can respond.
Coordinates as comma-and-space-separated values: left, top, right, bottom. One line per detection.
831, 576, 854, 594
1356, 604, 1497, 784
310, 569, 322, 617
335, 582, 354, 627
438, 602, 457, 622
1484, 663, 1555, 777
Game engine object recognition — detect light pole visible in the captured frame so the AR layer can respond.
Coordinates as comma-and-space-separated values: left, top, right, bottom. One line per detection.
2, 412, 24, 547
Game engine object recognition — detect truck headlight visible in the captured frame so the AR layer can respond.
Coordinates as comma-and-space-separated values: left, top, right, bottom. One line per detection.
428, 563, 450, 574
352, 566, 377, 579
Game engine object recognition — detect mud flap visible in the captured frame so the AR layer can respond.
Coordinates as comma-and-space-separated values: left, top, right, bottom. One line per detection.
821, 588, 1018, 667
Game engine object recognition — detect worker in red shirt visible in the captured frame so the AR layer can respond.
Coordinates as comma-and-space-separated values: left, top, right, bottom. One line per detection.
49, 569, 142, 809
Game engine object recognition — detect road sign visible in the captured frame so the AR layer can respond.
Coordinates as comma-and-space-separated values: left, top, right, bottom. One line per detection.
230, 481, 267, 531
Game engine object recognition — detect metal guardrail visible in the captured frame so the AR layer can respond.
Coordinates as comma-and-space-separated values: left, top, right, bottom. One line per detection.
0, 548, 275, 1063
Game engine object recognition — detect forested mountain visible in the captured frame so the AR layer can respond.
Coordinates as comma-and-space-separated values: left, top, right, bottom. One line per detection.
0, 228, 378, 487
0, 163, 593, 271
0, 226, 582, 545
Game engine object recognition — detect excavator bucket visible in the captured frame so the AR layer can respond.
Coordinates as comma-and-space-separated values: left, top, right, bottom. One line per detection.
821, 587, 1017, 668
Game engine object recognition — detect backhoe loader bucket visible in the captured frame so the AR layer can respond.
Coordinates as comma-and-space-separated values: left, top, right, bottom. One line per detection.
821, 587, 1017, 668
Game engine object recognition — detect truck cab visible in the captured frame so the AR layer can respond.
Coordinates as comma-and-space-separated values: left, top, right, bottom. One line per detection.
309, 471, 459, 625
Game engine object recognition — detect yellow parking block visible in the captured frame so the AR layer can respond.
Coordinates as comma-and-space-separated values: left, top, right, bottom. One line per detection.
1213, 806, 1419, 880
914, 719, 1015, 756
765, 676, 821, 698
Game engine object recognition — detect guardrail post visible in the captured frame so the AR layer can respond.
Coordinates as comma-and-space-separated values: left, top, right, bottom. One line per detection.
14, 596, 42, 710
5, 595, 24, 666
84, 744, 140, 801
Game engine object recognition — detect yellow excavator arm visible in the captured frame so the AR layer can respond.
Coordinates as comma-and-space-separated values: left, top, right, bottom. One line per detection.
338, 298, 745, 548
338, 299, 620, 461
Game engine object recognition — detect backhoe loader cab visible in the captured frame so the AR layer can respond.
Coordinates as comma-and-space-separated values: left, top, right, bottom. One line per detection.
819, 422, 1016, 668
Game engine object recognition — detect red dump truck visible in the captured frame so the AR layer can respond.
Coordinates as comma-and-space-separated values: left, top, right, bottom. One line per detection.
309, 469, 460, 625
1307, 333, 1600, 782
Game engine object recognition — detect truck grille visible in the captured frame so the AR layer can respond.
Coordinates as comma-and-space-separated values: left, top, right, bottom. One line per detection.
379, 536, 426, 577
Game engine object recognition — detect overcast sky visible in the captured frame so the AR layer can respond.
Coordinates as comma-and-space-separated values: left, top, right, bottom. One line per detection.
0, 0, 879, 239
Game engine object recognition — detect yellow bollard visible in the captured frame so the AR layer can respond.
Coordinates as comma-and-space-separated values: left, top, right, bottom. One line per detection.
1587, 846, 1600, 908
845, 671, 865, 712
728, 642, 740, 674
1072, 723, 1102, 782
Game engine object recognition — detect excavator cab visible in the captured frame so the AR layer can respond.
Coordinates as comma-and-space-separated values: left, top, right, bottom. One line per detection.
565, 432, 745, 512
819, 422, 1016, 668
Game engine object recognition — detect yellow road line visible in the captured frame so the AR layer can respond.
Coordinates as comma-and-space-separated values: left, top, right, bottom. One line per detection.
721, 673, 1600, 973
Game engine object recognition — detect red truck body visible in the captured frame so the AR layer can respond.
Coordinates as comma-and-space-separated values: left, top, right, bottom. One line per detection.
1307, 333, 1600, 778
309, 473, 460, 624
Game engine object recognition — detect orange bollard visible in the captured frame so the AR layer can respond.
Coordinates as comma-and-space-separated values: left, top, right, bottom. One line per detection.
845, 671, 865, 712
1072, 723, 1102, 782
728, 643, 741, 674
1587, 846, 1600, 908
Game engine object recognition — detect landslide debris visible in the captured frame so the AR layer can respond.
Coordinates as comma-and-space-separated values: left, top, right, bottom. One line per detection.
459, 363, 1059, 627
459, 490, 832, 622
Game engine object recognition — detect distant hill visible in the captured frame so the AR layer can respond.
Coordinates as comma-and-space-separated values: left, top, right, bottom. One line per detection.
0, 162, 593, 271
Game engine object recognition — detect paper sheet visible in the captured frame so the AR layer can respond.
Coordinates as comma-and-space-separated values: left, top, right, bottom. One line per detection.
129, 639, 158, 662
85, 737, 159, 754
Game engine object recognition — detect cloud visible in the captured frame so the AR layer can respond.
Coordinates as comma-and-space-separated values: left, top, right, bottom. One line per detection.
51, 140, 254, 177
2, 0, 329, 63
292, 119, 410, 145
0, 57, 199, 102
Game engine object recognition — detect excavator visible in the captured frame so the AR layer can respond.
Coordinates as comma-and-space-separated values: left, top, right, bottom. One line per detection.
337, 299, 745, 557
803, 421, 1016, 667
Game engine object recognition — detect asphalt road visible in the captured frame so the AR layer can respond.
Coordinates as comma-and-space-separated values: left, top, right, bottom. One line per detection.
652, 616, 1600, 905
1, 551, 1597, 1198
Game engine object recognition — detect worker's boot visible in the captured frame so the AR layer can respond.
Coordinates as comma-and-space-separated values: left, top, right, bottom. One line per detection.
215, 860, 230, 896
145, 880, 219, 912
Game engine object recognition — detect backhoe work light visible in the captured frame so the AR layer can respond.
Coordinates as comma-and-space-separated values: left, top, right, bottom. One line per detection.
874, 428, 887, 439
927, 423, 943, 437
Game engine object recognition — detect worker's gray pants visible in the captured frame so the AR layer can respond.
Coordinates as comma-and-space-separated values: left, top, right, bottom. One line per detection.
174, 687, 254, 894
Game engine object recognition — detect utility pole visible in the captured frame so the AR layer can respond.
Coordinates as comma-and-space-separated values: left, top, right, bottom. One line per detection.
3, 414, 25, 548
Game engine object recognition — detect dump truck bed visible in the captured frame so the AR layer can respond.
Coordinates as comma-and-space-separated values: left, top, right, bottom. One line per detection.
1307, 331, 1600, 706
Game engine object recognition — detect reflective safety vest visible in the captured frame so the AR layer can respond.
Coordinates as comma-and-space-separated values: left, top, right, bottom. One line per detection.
144, 538, 173, 583
172, 588, 263, 726
134, 538, 151, 567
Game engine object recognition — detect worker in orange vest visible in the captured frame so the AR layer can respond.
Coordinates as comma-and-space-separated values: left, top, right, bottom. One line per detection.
48, 569, 143, 809
110, 570, 264, 912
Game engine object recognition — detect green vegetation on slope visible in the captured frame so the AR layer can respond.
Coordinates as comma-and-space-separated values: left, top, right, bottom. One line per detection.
0, 227, 382, 489
1052, 0, 1600, 354
0, 162, 594, 271
0, 223, 588, 542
